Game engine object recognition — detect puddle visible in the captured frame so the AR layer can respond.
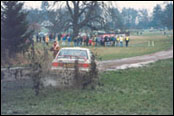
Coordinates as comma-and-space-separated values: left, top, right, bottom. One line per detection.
42, 78, 58, 87
106, 60, 156, 71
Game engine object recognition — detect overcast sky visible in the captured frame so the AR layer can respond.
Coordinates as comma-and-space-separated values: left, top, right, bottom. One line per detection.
23, 1, 172, 15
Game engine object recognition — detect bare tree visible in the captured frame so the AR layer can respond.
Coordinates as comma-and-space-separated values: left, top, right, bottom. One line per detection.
54, 1, 107, 39
47, 8, 71, 34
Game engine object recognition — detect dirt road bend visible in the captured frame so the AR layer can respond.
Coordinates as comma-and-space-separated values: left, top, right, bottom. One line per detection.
98, 46, 173, 71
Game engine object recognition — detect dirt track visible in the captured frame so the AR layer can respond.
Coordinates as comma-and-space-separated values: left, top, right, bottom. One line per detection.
98, 46, 173, 71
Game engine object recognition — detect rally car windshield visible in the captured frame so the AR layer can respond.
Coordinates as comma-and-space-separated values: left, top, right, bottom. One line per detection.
57, 49, 88, 59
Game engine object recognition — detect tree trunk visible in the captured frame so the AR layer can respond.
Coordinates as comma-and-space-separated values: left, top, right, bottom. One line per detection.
72, 25, 79, 40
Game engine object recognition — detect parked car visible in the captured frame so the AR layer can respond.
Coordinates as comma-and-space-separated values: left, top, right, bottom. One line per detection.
51, 47, 96, 72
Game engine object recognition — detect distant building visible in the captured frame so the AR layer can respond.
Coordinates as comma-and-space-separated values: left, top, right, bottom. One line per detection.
41, 20, 53, 27
38, 20, 53, 36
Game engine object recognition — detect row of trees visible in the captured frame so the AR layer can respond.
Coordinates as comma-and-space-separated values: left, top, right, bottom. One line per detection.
118, 2, 173, 30
152, 3, 173, 30
27, 1, 173, 33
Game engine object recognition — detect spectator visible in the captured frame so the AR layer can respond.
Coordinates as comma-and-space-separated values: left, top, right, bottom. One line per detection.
112, 36, 116, 46
52, 41, 60, 58
58, 33, 61, 41
106, 36, 110, 47
49, 34, 52, 42
109, 37, 112, 46
95, 36, 98, 47
36, 34, 39, 42
86, 36, 89, 46
39, 35, 42, 42
76, 36, 79, 46
53, 33, 56, 41
73, 37, 76, 47
67, 35, 71, 46
43, 35, 45, 43
101, 36, 104, 46
83, 36, 86, 46
45, 35, 49, 46
79, 36, 82, 46
125, 36, 130, 47
89, 38, 92, 46
62, 35, 67, 46
120, 36, 123, 47
104, 36, 107, 47
97, 36, 101, 46
116, 36, 120, 47
92, 36, 95, 47
39, 36, 42, 43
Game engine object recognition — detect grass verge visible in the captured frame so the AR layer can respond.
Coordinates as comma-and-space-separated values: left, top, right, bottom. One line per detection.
1, 58, 173, 115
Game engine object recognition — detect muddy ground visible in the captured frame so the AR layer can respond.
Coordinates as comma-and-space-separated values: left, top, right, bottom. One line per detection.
98, 46, 173, 71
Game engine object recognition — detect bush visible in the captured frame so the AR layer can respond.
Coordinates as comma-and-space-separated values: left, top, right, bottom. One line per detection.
73, 55, 99, 89
26, 44, 52, 96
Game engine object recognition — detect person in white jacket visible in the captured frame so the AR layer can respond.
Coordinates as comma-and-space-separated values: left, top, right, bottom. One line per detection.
120, 36, 123, 47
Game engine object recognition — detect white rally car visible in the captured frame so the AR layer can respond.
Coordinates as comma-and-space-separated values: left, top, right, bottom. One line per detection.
51, 47, 96, 72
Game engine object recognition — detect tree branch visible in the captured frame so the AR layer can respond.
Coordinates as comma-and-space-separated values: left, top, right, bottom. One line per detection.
66, 1, 73, 19
79, 1, 97, 28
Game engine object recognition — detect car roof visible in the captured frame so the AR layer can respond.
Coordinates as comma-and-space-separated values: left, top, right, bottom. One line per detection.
60, 47, 90, 51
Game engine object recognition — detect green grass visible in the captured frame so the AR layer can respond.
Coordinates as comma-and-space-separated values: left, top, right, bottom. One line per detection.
1, 58, 173, 115
89, 34, 173, 60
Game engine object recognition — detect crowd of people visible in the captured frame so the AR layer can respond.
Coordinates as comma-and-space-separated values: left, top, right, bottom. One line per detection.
73, 35, 130, 47
34, 33, 130, 58
35, 33, 130, 48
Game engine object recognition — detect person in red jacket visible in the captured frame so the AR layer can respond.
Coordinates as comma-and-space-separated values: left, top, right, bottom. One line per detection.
51, 41, 60, 58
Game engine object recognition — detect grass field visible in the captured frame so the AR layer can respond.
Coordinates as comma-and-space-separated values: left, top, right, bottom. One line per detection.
91, 35, 173, 60
1, 58, 173, 115
35, 31, 173, 61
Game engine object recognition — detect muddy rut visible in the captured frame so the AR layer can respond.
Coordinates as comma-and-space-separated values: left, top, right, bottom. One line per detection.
98, 46, 173, 71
